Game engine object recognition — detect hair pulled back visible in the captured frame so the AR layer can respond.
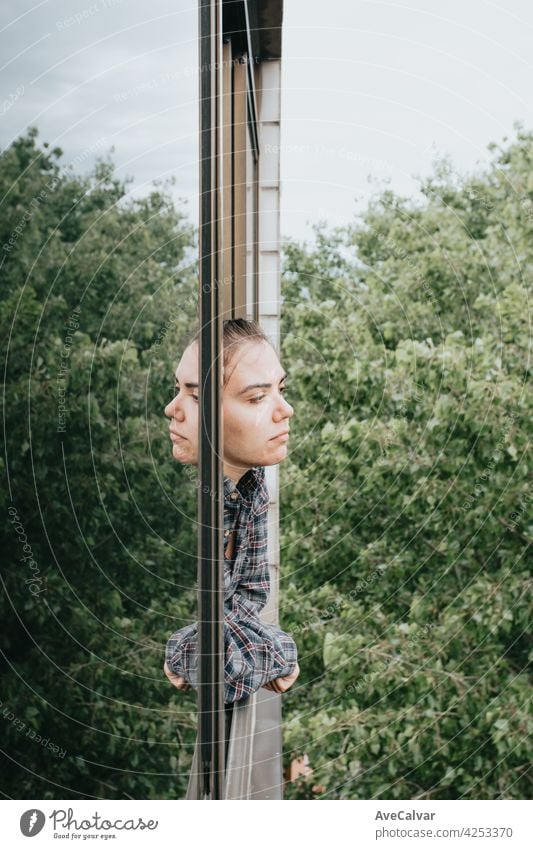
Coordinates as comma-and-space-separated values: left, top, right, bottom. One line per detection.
187, 318, 272, 387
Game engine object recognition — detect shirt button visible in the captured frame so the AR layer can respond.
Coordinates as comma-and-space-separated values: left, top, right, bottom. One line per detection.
224, 530, 230, 537
230, 491, 239, 501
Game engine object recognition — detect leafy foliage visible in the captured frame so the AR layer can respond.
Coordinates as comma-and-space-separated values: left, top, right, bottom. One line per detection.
1, 125, 530, 800
1, 128, 199, 799
279, 123, 531, 799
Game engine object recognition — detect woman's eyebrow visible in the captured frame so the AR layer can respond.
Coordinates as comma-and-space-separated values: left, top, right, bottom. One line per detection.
237, 372, 287, 395
175, 377, 199, 389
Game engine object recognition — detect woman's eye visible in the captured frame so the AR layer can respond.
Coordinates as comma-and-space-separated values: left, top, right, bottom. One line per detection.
250, 386, 288, 403
174, 385, 198, 402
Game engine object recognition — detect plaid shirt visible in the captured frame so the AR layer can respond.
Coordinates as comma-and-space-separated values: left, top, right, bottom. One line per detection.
165, 466, 298, 703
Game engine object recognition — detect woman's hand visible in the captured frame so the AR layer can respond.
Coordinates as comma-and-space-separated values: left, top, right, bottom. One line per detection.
163, 660, 190, 691
262, 661, 300, 694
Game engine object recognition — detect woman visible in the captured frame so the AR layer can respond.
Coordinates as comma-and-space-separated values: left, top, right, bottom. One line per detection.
163, 318, 300, 703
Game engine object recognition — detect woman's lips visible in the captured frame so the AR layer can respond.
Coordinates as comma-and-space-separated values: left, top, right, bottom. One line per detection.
170, 432, 186, 441
271, 432, 289, 441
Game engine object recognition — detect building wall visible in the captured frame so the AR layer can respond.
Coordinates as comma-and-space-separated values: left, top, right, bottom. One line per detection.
255, 58, 282, 627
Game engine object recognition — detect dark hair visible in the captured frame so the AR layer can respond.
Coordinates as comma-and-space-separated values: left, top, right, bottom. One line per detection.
187, 318, 273, 386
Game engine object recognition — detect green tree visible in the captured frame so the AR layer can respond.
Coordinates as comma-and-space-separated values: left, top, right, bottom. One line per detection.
1, 123, 530, 801
279, 123, 531, 800
1, 128, 199, 799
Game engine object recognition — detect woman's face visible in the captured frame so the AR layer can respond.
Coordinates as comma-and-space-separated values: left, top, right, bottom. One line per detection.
164, 340, 294, 476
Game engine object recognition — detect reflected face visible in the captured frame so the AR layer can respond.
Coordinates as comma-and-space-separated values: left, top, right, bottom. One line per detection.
164, 340, 294, 479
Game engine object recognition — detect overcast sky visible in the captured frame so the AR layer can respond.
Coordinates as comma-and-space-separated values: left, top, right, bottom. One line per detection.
2, 0, 532, 245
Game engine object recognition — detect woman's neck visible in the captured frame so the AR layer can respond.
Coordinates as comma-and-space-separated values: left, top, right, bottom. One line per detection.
223, 462, 253, 484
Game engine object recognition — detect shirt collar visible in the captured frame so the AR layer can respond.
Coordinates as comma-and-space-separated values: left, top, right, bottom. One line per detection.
223, 466, 264, 503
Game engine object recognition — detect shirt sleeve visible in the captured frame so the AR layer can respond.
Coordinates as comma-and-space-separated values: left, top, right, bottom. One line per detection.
226, 495, 270, 620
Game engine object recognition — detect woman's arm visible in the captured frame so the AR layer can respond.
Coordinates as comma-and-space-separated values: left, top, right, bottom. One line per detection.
165, 474, 299, 699
232, 493, 300, 692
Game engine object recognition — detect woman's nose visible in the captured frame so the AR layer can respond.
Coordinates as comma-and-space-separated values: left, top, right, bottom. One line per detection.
165, 394, 183, 419
278, 396, 294, 418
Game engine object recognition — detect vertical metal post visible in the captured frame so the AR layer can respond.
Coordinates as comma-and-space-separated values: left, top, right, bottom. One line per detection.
198, 0, 225, 800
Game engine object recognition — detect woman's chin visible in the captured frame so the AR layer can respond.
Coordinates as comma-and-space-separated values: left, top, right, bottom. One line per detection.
264, 444, 289, 465
172, 444, 190, 462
